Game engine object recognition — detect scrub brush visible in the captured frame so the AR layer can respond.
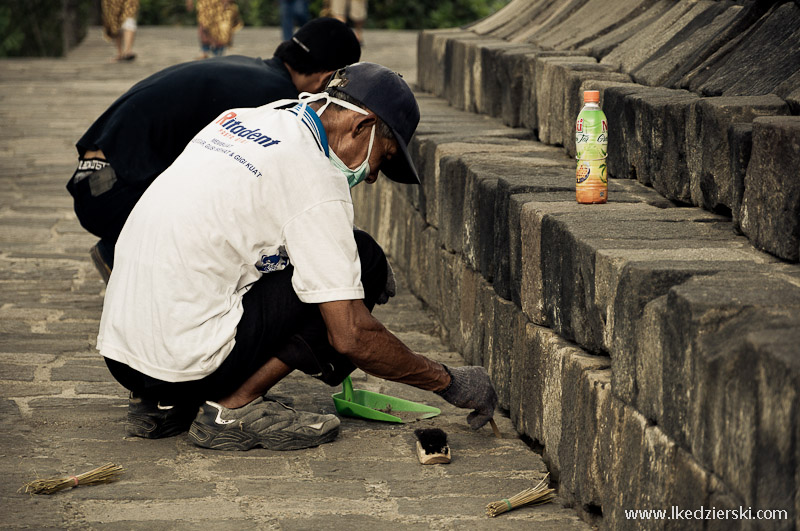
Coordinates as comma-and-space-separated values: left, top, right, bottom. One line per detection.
414, 428, 451, 464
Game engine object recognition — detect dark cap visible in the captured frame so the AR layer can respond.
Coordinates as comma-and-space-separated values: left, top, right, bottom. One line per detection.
327, 62, 421, 184
284, 18, 361, 73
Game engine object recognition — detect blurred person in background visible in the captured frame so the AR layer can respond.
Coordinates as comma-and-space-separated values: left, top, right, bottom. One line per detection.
186, 0, 244, 58
101, 0, 138, 61
330, 0, 367, 45
280, 0, 310, 41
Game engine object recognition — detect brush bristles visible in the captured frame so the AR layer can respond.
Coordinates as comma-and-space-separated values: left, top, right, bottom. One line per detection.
486, 474, 555, 517
414, 428, 448, 454
19, 463, 125, 495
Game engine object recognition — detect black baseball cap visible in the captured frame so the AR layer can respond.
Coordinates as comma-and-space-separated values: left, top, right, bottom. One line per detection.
327, 62, 421, 185
278, 18, 361, 74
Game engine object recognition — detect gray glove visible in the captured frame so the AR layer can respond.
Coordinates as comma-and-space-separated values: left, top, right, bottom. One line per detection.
436, 365, 498, 430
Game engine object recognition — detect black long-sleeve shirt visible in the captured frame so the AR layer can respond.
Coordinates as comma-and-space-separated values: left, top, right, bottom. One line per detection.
77, 56, 298, 186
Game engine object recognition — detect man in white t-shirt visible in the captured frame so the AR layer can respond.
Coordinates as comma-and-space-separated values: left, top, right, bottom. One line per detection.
98, 63, 498, 451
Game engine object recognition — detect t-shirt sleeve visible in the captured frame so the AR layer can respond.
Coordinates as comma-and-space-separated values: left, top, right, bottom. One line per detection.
282, 200, 365, 304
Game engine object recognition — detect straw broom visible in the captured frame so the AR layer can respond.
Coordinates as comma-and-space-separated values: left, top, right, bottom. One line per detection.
486, 474, 556, 517
19, 463, 125, 495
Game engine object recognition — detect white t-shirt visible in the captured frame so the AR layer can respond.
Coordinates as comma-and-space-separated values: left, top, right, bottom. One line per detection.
97, 102, 364, 382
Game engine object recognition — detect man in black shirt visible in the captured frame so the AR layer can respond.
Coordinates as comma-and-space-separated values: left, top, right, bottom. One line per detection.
68, 17, 361, 281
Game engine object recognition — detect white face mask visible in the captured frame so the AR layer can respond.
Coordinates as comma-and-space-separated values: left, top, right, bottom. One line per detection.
298, 92, 376, 188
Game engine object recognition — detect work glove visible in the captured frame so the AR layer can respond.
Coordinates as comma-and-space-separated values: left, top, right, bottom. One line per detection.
435, 365, 498, 430
376, 259, 396, 305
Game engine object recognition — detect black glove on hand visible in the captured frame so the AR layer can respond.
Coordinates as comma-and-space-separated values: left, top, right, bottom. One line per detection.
435, 365, 498, 430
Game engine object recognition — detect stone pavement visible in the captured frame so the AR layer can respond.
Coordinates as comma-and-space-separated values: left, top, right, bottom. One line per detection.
0, 27, 589, 529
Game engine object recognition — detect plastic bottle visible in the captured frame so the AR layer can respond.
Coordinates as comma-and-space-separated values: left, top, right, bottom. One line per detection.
575, 90, 608, 204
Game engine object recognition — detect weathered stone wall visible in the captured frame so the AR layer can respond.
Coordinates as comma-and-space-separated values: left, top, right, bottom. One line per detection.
418, 0, 800, 262
354, 1, 800, 529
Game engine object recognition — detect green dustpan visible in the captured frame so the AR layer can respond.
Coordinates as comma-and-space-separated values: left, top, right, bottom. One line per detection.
332, 375, 441, 423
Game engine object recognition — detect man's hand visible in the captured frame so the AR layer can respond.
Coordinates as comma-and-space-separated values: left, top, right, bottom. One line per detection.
436, 365, 498, 430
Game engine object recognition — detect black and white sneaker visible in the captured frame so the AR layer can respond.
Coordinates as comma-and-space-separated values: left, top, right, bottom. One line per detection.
126, 394, 200, 439
188, 397, 340, 451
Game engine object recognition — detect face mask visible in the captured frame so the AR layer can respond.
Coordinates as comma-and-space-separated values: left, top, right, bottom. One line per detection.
298, 92, 376, 188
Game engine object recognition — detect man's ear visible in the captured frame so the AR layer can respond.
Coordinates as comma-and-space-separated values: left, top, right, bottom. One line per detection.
352, 113, 377, 137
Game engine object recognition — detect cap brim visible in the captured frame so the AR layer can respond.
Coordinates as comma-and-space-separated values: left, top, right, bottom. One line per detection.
379, 126, 419, 185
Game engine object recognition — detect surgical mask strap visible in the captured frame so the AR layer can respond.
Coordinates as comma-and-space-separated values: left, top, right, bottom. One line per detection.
298, 92, 369, 118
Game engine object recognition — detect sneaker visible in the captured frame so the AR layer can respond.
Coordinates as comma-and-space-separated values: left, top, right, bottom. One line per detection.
126, 394, 200, 439
89, 241, 113, 284
188, 397, 340, 451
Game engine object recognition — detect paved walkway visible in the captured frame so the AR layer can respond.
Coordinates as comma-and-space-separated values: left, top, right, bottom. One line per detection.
0, 27, 588, 529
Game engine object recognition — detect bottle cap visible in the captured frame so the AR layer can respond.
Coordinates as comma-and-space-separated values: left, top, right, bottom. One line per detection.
584, 90, 600, 103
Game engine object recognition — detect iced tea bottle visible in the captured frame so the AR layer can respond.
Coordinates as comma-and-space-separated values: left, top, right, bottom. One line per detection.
575, 90, 608, 204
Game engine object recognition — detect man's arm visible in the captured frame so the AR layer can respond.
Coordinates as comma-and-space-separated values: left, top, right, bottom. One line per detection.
318, 299, 449, 391
318, 298, 499, 430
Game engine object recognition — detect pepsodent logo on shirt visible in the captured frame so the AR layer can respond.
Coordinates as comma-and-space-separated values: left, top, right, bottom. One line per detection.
214, 111, 281, 148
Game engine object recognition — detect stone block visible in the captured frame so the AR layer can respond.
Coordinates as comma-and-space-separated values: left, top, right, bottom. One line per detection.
656, 273, 800, 514
739, 116, 800, 262
417, 225, 441, 312
601, 400, 648, 531
402, 209, 428, 298
512, 324, 546, 455
687, 95, 789, 215
477, 42, 536, 119
535, 0, 656, 52
437, 155, 468, 254
495, 45, 541, 128
474, 278, 496, 370
456, 264, 483, 364
416, 29, 462, 95
750, 326, 800, 527
486, 295, 523, 409
437, 247, 462, 346
520, 50, 588, 135
505, 0, 586, 43
602, 83, 656, 181
729, 123, 753, 233
519, 196, 574, 326
548, 205, 727, 353
580, 0, 675, 58
491, 155, 574, 302
557, 352, 611, 510
612, 263, 705, 406
632, 3, 742, 88
443, 33, 486, 111
535, 56, 598, 146
574, 369, 612, 512
623, 88, 698, 200
692, 3, 800, 97
434, 142, 539, 257
600, 1, 710, 74
469, 0, 539, 36
462, 166, 498, 278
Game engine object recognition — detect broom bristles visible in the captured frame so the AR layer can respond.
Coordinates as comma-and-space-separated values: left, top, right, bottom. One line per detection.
486, 474, 556, 517
19, 463, 125, 495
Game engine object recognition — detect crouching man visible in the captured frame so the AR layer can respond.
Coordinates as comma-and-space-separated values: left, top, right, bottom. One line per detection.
97, 62, 498, 451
